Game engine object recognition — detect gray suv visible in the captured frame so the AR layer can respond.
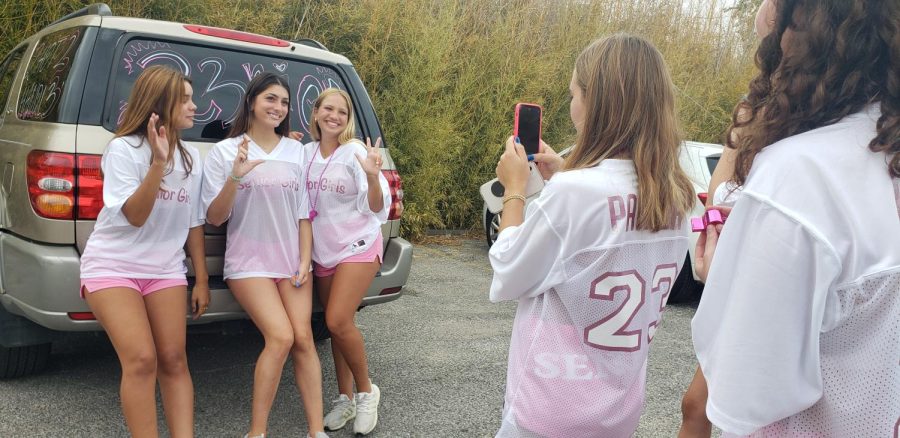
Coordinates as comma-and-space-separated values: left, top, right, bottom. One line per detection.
0, 3, 413, 378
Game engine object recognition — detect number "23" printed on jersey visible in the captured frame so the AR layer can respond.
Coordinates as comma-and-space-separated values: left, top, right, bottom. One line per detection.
584, 263, 678, 352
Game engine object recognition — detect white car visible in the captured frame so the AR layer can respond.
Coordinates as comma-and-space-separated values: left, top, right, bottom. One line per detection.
481, 141, 723, 303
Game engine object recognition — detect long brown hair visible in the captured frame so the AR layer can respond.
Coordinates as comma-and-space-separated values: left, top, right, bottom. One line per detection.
565, 34, 694, 231
116, 65, 193, 175
227, 72, 292, 138
728, 0, 900, 183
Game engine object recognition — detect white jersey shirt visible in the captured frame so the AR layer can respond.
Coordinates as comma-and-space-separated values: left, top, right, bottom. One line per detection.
489, 159, 691, 438
81, 135, 204, 279
201, 135, 308, 280
693, 105, 900, 437
304, 140, 390, 268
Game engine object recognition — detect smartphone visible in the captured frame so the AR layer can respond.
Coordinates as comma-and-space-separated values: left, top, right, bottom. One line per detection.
514, 103, 542, 155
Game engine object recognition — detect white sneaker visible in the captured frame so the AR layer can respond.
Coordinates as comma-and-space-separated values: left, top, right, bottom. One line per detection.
353, 383, 380, 435
307, 433, 329, 438
323, 394, 356, 431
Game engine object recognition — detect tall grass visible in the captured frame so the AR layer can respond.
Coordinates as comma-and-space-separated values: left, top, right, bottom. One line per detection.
1, 0, 761, 240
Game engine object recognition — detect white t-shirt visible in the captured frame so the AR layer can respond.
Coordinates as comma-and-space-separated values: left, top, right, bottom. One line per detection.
201, 135, 309, 280
303, 140, 390, 268
80, 135, 204, 279
712, 180, 741, 207
693, 105, 900, 437
489, 159, 691, 438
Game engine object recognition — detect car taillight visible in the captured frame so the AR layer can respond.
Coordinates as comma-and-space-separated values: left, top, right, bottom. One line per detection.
381, 170, 404, 220
379, 286, 402, 296
67, 312, 96, 321
76, 154, 103, 219
27, 151, 75, 219
27, 151, 103, 220
183, 25, 291, 47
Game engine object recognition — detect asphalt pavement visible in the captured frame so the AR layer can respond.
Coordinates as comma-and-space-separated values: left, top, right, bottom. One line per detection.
0, 238, 708, 437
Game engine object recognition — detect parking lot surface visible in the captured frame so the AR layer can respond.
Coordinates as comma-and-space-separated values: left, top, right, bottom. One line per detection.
0, 238, 704, 437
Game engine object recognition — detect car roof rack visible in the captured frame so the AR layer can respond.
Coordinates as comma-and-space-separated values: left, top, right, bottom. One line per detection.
295, 38, 328, 51
49, 3, 112, 27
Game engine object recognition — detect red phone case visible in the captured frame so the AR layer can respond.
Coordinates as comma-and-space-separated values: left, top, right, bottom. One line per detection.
514, 103, 543, 154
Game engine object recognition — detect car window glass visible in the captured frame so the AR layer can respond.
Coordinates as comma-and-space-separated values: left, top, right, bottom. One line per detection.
0, 47, 25, 112
706, 155, 720, 174
108, 38, 359, 141
18, 27, 86, 122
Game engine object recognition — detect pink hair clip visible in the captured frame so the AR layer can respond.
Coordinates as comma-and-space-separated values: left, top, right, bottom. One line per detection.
691, 209, 725, 232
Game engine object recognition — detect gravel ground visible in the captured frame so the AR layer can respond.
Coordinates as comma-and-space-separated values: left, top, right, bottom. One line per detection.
0, 238, 711, 437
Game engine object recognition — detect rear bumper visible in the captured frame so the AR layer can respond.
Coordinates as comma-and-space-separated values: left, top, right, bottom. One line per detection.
0, 232, 413, 333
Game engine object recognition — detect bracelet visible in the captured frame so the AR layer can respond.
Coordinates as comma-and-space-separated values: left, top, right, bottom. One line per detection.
228, 173, 241, 182
502, 194, 526, 205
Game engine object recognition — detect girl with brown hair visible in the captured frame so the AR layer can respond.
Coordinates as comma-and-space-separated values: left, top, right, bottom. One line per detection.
678, 2, 778, 436
490, 34, 694, 437
691, 0, 899, 435
79, 65, 208, 437
202, 72, 326, 438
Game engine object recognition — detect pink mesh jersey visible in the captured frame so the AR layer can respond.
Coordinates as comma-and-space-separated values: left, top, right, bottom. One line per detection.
489, 160, 690, 438
694, 105, 900, 437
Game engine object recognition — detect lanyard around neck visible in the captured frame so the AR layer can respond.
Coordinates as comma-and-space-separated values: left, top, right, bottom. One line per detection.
305, 143, 339, 221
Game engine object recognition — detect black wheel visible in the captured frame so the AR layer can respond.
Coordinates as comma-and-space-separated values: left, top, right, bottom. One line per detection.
311, 312, 330, 342
668, 254, 704, 304
0, 343, 51, 379
484, 205, 501, 247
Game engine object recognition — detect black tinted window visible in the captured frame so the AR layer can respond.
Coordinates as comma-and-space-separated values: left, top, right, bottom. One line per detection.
18, 27, 86, 122
108, 38, 355, 141
0, 47, 24, 111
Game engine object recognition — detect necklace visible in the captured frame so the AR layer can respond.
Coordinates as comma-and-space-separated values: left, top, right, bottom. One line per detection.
305, 142, 338, 222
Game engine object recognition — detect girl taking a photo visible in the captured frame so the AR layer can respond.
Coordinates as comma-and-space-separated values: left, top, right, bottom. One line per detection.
490, 34, 695, 437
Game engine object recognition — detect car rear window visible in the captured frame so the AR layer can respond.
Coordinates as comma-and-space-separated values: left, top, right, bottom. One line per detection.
18, 27, 87, 122
106, 38, 356, 142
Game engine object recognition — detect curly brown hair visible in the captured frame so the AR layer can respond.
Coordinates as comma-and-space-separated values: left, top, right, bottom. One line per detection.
727, 0, 900, 184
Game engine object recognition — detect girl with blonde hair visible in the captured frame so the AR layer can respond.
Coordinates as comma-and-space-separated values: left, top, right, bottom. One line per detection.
305, 88, 391, 436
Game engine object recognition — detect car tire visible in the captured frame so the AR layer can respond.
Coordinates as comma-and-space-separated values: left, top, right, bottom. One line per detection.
484, 205, 501, 247
0, 342, 51, 379
668, 254, 704, 304
311, 312, 330, 342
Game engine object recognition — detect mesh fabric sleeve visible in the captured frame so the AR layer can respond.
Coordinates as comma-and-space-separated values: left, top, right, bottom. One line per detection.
200, 142, 230, 223
692, 192, 842, 435
188, 147, 205, 227
488, 184, 567, 302
100, 139, 143, 227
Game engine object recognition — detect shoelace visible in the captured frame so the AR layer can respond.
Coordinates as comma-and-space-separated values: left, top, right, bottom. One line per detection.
331, 397, 354, 414
356, 393, 377, 413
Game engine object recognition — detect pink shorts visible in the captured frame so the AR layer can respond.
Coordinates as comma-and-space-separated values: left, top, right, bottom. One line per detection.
80, 277, 188, 299
314, 235, 383, 278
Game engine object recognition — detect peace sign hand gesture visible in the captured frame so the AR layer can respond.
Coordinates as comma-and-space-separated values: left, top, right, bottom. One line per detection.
231, 136, 265, 179
354, 137, 383, 177
147, 113, 169, 166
